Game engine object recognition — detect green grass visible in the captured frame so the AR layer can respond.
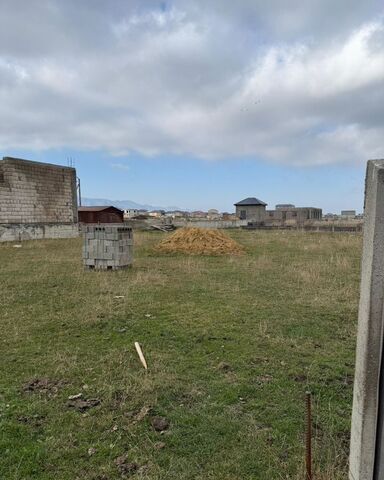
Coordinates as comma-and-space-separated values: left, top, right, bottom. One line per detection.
0, 230, 361, 479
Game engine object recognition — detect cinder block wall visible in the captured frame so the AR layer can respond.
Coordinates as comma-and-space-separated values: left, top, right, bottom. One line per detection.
0, 223, 79, 242
0, 157, 78, 224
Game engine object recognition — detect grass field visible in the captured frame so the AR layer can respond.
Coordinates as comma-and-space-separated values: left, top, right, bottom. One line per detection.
0, 230, 361, 479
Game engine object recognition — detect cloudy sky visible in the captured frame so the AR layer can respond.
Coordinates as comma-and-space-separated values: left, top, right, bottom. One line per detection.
1, 0, 383, 211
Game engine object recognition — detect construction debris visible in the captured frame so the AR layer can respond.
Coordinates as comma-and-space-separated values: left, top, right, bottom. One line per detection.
155, 227, 244, 255
68, 393, 83, 400
149, 224, 175, 232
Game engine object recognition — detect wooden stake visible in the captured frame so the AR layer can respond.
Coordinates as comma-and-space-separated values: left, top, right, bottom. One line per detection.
135, 342, 148, 370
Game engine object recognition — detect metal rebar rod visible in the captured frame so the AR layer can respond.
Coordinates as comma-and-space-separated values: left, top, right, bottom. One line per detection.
305, 391, 312, 480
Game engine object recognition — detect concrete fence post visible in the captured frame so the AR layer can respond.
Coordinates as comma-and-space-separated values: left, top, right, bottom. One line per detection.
350, 160, 384, 480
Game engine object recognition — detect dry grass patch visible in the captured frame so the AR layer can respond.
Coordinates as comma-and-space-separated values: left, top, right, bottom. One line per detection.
131, 269, 168, 287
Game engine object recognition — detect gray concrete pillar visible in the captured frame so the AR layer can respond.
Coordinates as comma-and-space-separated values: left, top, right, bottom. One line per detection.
350, 160, 384, 480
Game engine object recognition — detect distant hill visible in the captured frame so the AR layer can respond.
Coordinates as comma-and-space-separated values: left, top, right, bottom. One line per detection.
82, 197, 185, 212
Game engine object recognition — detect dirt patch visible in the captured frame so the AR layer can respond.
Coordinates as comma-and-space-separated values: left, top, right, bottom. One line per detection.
114, 455, 138, 476
17, 414, 45, 427
133, 405, 151, 424
154, 441, 166, 450
155, 227, 244, 255
109, 389, 128, 408
22, 378, 65, 396
217, 361, 232, 372
255, 374, 273, 385
250, 357, 270, 366
323, 374, 354, 387
290, 374, 308, 383
151, 416, 170, 432
67, 397, 101, 412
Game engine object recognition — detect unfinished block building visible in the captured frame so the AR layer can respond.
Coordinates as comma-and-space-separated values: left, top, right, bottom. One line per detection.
0, 157, 79, 241
234, 196, 322, 227
266, 205, 322, 225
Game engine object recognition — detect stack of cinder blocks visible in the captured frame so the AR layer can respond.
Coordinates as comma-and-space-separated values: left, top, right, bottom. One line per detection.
83, 224, 133, 270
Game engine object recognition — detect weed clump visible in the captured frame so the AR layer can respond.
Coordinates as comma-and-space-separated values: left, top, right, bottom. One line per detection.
155, 227, 244, 255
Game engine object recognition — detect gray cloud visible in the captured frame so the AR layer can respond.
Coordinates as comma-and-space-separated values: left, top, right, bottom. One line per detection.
0, 0, 383, 165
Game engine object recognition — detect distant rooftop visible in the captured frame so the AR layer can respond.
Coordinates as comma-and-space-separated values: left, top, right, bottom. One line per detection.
276, 204, 295, 209
78, 206, 123, 212
341, 210, 356, 215
234, 197, 267, 206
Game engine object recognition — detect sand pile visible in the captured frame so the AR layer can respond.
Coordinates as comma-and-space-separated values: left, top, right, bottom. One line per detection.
155, 227, 244, 255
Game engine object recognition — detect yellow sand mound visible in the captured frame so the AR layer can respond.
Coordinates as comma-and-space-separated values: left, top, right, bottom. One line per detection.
155, 227, 244, 255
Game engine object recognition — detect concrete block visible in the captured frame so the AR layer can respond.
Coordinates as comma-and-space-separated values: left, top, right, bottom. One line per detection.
82, 224, 133, 270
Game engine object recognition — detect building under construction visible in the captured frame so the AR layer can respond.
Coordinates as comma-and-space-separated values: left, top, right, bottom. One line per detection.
266, 205, 322, 224
0, 156, 79, 241
234, 197, 322, 226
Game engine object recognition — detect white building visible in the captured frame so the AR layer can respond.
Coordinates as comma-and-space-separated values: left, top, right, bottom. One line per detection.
124, 209, 139, 218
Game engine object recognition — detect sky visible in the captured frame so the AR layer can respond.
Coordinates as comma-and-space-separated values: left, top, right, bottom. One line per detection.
1, 1, 384, 213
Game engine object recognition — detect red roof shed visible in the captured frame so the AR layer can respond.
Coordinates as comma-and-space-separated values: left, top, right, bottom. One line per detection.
78, 206, 124, 224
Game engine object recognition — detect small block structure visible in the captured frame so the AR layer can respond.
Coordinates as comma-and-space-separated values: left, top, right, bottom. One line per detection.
83, 224, 133, 270
234, 197, 267, 224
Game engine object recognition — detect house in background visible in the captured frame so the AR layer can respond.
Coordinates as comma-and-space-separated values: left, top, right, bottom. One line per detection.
148, 210, 165, 218
234, 197, 267, 223
323, 213, 338, 220
207, 208, 221, 220
190, 211, 208, 218
276, 204, 295, 209
341, 210, 356, 219
124, 208, 139, 218
165, 210, 187, 219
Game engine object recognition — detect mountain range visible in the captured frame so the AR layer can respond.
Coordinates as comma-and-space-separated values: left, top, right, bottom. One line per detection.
82, 197, 185, 212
